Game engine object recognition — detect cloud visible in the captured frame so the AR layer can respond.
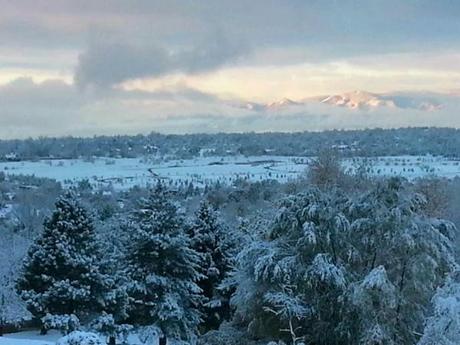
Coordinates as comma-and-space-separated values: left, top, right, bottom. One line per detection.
3, 1, 460, 76
3, 1, 460, 53
74, 32, 248, 88
0, 77, 459, 139
1, 1, 460, 137
0, 78, 250, 138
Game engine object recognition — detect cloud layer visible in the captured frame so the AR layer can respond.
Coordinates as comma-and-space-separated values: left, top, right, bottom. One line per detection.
75, 34, 248, 88
0, 78, 459, 139
1, 1, 460, 137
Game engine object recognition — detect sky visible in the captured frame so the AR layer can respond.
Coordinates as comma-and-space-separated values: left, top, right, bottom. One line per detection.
1, 0, 460, 138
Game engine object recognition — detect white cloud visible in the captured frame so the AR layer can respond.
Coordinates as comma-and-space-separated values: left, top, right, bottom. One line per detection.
0, 77, 459, 139
122, 50, 460, 102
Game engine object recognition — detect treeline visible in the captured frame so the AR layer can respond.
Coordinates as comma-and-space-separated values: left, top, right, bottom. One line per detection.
1, 127, 460, 161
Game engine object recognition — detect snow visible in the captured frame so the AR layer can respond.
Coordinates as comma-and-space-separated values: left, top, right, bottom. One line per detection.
0, 156, 305, 189
0, 155, 458, 190
0, 204, 13, 219
319, 90, 440, 111
307, 254, 346, 288
0, 330, 151, 345
56, 331, 102, 345
0, 330, 61, 345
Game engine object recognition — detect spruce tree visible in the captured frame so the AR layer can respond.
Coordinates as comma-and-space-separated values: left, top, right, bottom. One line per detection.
16, 192, 109, 329
126, 183, 202, 345
188, 201, 234, 332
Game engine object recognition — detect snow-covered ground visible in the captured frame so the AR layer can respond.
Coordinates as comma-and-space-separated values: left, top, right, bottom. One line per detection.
0, 330, 60, 345
0, 155, 459, 190
0, 330, 147, 345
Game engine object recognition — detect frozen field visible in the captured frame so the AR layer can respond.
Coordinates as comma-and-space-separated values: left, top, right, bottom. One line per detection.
0, 155, 459, 189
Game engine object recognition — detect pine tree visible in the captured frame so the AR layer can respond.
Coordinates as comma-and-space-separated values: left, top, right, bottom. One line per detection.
16, 192, 109, 330
188, 201, 234, 332
126, 183, 202, 345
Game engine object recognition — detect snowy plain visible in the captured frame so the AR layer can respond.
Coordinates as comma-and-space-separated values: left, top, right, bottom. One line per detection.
0, 155, 459, 190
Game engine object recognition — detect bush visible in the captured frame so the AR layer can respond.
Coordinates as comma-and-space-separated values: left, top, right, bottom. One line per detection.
198, 323, 262, 345
91, 312, 133, 344
56, 331, 103, 345
42, 314, 80, 335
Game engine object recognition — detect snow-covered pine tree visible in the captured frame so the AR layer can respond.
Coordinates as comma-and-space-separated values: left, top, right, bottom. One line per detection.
126, 183, 202, 345
188, 201, 234, 332
94, 212, 131, 329
16, 192, 110, 331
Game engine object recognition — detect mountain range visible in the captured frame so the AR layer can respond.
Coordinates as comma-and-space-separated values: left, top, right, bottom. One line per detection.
236, 90, 444, 112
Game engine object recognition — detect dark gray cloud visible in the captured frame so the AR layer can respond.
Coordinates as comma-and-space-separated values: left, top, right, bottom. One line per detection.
2, 1, 460, 64
74, 33, 248, 88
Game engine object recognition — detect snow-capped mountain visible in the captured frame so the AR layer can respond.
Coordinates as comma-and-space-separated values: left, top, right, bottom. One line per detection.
235, 90, 444, 112
318, 90, 442, 111
266, 98, 301, 110
319, 90, 397, 110
235, 98, 302, 112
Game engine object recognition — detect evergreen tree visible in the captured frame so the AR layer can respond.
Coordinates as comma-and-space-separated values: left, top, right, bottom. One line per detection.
95, 216, 132, 344
126, 183, 202, 345
188, 201, 234, 332
16, 192, 110, 329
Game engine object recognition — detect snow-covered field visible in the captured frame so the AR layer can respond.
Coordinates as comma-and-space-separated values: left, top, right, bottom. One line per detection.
0, 155, 459, 189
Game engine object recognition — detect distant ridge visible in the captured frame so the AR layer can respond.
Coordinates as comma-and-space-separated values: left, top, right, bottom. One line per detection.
236, 90, 443, 112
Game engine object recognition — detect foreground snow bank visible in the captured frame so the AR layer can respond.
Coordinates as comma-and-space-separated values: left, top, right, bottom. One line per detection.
0, 330, 60, 345
0, 339, 54, 345
1, 330, 148, 345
